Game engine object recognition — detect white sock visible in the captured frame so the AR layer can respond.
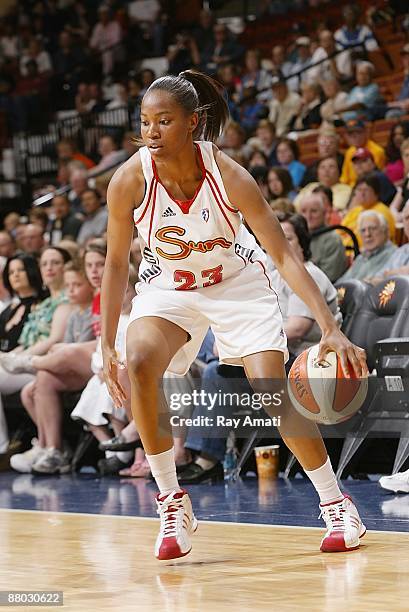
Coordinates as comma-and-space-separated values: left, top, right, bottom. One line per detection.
146, 446, 181, 496
304, 456, 343, 505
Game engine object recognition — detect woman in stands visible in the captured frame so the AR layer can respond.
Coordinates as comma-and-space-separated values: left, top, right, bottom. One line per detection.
0, 254, 44, 455
0, 247, 73, 458
101, 70, 368, 561
7, 242, 106, 474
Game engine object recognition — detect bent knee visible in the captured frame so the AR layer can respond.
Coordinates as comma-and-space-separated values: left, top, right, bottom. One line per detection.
126, 347, 167, 380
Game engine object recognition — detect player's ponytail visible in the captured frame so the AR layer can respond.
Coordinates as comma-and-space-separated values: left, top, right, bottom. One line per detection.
179, 70, 229, 141
145, 70, 229, 142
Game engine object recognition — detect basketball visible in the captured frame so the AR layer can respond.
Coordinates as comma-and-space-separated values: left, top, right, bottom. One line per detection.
288, 344, 368, 425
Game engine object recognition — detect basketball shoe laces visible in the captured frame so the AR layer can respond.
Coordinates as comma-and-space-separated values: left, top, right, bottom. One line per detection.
157, 494, 187, 538
319, 500, 347, 531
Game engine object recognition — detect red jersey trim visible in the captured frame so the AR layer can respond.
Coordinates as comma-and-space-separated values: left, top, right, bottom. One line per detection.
205, 170, 239, 214
205, 175, 236, 239
253, 259, 273, 291
150, 143, 206, 214
134, 178, 156, 225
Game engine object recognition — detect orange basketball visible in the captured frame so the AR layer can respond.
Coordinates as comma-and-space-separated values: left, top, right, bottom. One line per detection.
288, 344, 368, 425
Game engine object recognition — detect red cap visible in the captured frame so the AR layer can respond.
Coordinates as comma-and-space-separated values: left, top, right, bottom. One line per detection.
352, 147, 374, 162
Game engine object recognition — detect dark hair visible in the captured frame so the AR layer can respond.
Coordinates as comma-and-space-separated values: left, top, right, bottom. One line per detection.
277, 138, 300, 161
41, 246, 72, 264
145, 70, 229, 142
279, 213, 311, 261
312, 184, 333, 206
3, 253, 45, 298
386, 121, 409, 163
355, 172, 381, 198
268, 166, 294, 198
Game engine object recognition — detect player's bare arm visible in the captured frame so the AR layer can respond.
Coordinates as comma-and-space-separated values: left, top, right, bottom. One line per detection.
215, 148, 368, 377
101, 154, 145, 405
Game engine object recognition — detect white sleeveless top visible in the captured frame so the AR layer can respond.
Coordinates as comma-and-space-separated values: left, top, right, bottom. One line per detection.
134, 141, 270, 290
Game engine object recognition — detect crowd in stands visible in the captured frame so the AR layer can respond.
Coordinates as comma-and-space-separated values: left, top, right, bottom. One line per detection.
0, 0, 409, 483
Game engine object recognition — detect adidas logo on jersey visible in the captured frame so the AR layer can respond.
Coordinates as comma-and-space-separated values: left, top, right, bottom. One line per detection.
162, 207, 176, 217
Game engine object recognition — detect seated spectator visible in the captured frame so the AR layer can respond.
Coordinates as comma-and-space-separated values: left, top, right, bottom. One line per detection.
320, 78, 349, 123
385, 44, 409, 118
276, 138, 306, 188
268, 76, 301, 137
192, 9, 215, 55
49, 195, 82, 245
20, 38, 52, 77
0, 231, 16, 258
219, 121, 250, 166
295, 156, 352, 211
52, 31, 88, 109
28, 208, 49, 234
12, 60, 49, 132
250, 120, 278, 166
0, 254, 44, 454
68, 166, 89, 214
312, 184, 342, 225
267, 167, 296, 204
338, 211, 396, 282
369, 201, 409, 283
301, 126, 344, 185
237, 48, 272, 102
334, 4, 379, 54
77, 189, 108, 246
268, 44, 294, 81
273, 213, 342, 360
3, 213, 20, 238
350, 147, 397, 204
57, 138, 95, 171
287, 37, 313, 91
89, 134, 124, 176
310, 30, 353, 83
341, 61, 383, 122
19, 224, 45, 257
247, 150, 269, 171
290, 82, 322, 132
128, 0, 163, 57
12, 258, 96, 475
237, 86, 266, 135
0, 247, 72, 459
298, 193, 348, 282
340, 119, 386, 186
201, 23, 244, 74
341, 173, 396, 247
71, 267, 138, 476
90, 5, 123, 77
390, 139, 409, 222
167, 32, 201, 75
384, 122, 409, 184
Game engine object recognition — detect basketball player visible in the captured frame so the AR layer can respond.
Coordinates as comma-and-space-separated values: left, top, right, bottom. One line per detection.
101, 71, 368, 560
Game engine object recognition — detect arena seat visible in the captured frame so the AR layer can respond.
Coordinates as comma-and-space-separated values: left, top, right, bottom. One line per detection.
334, 279, 368, 337
335, 275, 409, 478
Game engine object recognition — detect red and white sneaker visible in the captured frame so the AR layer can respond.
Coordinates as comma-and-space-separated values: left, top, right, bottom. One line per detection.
155, 489, 198, 560
319, 495, 366, 552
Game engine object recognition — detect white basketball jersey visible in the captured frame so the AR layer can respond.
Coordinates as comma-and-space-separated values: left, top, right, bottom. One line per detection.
134, 141, 271, 291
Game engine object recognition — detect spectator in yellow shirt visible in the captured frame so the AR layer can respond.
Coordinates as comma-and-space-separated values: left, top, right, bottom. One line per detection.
340, 173, 396, 248
340, 119, 386, 186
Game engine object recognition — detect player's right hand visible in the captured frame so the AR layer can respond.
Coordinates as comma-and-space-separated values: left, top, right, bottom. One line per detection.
102, 346, 127, 408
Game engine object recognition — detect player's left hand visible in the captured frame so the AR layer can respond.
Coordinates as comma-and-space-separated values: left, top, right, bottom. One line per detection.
317, 327, 369, 378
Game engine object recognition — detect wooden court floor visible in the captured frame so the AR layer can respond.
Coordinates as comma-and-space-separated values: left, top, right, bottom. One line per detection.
0, 508, 408, 612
